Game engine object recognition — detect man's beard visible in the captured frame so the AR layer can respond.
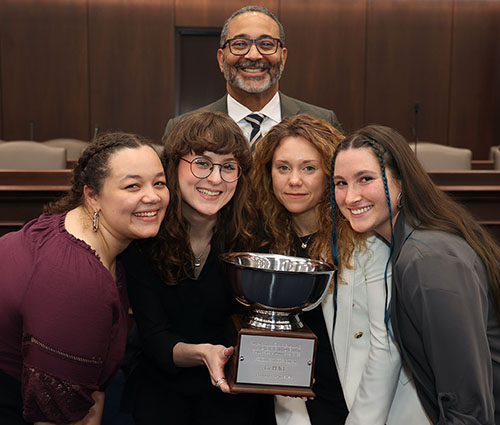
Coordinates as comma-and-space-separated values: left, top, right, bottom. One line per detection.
222, 56, 283, 94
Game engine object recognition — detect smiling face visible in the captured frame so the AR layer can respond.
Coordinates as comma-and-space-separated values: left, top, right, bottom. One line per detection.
271, 136, 327, 233
178, 151, 239, 220
91, 145, 169, 244
333, 147, 401, 241
217, 11, 287, 96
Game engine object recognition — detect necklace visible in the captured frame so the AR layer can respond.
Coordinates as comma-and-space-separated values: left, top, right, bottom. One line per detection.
299, 234, 314, 249
194, 242, 211, 267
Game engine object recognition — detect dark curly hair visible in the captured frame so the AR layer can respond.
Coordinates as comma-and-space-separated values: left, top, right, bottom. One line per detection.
144, 110, 258, 285
44, 132, 156, 214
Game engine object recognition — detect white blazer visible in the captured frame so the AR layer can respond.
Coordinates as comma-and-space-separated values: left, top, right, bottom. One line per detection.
275, 236, 430, 425
325, 236, 430, 425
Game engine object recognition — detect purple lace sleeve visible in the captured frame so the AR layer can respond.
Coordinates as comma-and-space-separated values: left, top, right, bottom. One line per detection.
21, 334, 104, 423
22, 365, 95, 424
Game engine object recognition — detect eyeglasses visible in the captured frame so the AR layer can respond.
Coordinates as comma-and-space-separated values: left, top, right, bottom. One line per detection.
180, 157, 242, 183
222, 37, 282, 56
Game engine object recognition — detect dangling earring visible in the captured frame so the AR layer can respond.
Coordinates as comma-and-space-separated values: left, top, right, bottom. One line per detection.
397, 193, 403, 209
92, 211, 99, 232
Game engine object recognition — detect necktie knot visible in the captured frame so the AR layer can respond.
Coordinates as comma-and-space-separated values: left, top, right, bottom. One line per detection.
244, 113, 265, 149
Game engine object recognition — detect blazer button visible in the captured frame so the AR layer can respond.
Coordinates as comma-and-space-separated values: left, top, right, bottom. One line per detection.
354, 331, 364, 339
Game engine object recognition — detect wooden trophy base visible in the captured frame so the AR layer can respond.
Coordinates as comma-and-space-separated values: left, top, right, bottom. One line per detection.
225, 314, 317, 397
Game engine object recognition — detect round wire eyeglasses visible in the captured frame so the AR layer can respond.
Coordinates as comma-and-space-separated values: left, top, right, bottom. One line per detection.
180, 157, 242, 183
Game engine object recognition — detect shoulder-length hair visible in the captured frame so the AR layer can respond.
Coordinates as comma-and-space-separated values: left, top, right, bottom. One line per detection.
145, 110, 257, 284
334, 124, 500, 321
250, 114, 360, 268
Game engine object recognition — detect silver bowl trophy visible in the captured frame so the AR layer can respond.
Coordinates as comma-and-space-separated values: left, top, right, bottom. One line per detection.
220, 252, 334, 397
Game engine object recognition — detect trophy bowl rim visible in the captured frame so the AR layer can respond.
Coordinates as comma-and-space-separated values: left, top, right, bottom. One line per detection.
219, 251, 336, 274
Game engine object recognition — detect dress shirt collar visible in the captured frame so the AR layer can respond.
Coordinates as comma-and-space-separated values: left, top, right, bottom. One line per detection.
227, 92, 281, 140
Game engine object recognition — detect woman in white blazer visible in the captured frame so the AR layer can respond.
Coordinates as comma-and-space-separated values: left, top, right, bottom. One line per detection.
324, 236, 430, 424
251, 114, 430, 425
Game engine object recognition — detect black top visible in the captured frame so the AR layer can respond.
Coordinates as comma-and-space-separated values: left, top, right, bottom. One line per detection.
293, 235, 348, 425
120, 242, 275, 425
122, 241, 236, 393
0, 369, 30, 425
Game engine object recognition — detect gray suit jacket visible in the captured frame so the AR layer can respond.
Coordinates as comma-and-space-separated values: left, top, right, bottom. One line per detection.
162, 92, 340, 143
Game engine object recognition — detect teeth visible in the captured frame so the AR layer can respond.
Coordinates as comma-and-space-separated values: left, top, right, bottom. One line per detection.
351, 206, 372, 215
198, 188, 221, 196
134, 211, 157, 217
242, 68, 265, 73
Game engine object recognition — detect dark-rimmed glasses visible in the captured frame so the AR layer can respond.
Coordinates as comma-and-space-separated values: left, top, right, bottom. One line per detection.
221, 37, 282, 56
180, 157, 242, 183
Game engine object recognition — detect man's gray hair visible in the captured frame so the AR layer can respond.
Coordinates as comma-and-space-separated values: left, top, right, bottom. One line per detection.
219, 5, 285, 48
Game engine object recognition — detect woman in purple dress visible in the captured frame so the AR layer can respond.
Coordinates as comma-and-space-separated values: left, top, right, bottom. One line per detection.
0, 132, 170, 425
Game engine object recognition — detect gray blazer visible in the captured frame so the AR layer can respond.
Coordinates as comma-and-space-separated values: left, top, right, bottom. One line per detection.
162, 92, 340, 143
391, 213, 500, 425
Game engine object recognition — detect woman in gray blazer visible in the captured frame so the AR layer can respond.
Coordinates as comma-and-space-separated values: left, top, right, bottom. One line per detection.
332, 124, 500, 424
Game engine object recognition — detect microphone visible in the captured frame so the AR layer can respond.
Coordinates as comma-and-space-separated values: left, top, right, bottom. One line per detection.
411, 102, 420, 153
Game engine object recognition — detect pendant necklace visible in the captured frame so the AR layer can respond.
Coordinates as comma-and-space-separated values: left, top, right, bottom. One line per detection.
300, 234, 314, 249
194, 242, 211, 267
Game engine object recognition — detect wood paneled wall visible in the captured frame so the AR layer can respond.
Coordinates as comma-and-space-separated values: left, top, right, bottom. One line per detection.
280, 0, 367, 132
0, 0, 89, 140
88, 0, 175, 140
0, 0, 498, 156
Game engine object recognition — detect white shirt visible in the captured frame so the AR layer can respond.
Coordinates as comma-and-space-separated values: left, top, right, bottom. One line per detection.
227, 92, 281, 141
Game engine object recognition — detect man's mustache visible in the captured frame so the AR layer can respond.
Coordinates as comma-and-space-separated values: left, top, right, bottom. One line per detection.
234, 61, 271, 70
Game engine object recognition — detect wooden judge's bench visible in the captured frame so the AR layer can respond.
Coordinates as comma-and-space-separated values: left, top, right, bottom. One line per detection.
0, 169, 499, 242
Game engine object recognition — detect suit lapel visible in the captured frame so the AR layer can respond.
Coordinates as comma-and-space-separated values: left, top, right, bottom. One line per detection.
279, 92, 300, 118
205, 95, 228, 113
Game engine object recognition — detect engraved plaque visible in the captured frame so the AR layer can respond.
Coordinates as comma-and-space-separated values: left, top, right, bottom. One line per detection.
225, 314, 317, 396
237, 334, 315, 387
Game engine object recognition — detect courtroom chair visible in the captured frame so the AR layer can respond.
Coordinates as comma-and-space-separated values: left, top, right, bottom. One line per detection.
493, 148, 500, 170
0, 141, 66, 169
490, 145, 500, 161
410, 142, 472, 171
43, 138, 88, 161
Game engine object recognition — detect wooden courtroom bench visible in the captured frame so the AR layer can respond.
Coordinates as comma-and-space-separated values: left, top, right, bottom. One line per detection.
0, 170, 71, 236
471, 160, 494, 170
428, 171, 500, 241
0, 169, 499, 241
428, 170, 500, 186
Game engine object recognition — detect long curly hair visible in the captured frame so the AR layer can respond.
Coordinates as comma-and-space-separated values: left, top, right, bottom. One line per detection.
250, 114, 360, 269
44, 132, 155, 213
145, 111, 257, 284
333, 124, 500, 322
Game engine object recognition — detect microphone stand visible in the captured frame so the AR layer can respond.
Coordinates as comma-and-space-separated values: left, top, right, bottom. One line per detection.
411, 102, 420, 155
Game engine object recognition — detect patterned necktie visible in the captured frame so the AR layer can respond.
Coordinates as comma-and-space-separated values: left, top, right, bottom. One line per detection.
244, 113, 265, 149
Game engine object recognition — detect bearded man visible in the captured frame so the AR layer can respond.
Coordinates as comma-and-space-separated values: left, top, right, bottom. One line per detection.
163, 6, 341, 146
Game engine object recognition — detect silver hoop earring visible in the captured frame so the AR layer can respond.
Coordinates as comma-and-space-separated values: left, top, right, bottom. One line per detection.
397, 193, 403, 209
92, 211, 99, 232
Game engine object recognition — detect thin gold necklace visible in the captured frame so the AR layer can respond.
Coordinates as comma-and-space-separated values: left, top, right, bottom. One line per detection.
299, 234, 314, 249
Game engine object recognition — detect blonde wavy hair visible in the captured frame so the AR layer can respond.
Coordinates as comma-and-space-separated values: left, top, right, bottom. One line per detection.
250, 114, 362, 269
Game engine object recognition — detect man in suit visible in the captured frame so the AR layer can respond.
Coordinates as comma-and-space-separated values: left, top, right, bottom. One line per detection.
163, 5, 340, 144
